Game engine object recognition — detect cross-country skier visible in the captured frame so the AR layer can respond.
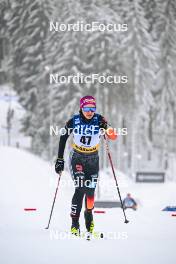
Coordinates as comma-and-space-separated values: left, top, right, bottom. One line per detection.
55, 95, 117, 236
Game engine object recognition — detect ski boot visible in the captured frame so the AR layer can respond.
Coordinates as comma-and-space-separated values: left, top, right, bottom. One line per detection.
71, 218, 80, 236
84, 209, 94, 233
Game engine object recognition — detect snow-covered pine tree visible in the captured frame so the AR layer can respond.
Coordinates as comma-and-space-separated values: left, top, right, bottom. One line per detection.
6, 0, 51, 156
111, 0, 158, 175
151, 0, 176, 168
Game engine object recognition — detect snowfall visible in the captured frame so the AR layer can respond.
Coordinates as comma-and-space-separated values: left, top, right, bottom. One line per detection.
0, 146, 176, 264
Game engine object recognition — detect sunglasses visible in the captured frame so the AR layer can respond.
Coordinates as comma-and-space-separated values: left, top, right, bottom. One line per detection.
82, 107, 96, 112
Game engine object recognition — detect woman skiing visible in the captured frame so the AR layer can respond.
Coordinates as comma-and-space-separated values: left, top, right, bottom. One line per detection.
55, 95, 116, 236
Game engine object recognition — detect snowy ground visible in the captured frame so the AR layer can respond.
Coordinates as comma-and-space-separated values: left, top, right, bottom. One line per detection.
0, 146, 176, 264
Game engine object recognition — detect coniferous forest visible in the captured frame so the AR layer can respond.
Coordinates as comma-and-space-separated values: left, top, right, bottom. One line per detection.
0, 0, 176, 178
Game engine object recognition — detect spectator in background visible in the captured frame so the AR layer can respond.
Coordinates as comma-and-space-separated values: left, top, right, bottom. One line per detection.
123, 193, 137, 210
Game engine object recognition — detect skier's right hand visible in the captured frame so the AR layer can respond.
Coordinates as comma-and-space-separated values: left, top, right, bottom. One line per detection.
55, 158, 64, 173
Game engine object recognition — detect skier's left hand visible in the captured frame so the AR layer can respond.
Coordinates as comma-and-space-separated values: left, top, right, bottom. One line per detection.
99, 117, 108, 129
55, 158, 64, 173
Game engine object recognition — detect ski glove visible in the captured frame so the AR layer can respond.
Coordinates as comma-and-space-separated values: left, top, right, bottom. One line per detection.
55, 158, 64, 173
99, 117, 108, 130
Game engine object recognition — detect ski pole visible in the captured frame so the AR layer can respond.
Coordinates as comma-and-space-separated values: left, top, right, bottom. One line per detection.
45, 172, 62, 229
103, 134, 129, 224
